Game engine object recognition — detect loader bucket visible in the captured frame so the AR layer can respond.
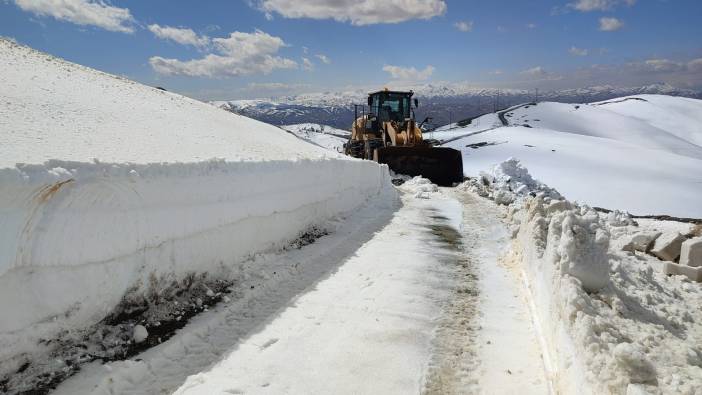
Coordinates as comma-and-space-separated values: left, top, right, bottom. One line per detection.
376, 146, 464, 186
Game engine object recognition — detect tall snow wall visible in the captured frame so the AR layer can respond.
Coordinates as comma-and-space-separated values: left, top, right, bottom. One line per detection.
0, 159, 392, 368
0, 39, 394, 370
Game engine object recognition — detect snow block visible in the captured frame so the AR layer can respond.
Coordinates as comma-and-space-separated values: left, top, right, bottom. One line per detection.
664, 262, 702, 282
622, 232, 661, 253
133, 325, 148, 344
650, 232, 687, 262
680, 237, 702, 267
552, 209, 610, 292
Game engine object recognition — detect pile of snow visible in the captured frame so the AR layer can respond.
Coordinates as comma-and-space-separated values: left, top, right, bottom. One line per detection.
0, 38, 393, 380
444, 97, 702, 218
400, 176, 439, 199
461, 158, 561, 205
474, 159, 702, 394
281, 123, 350, 152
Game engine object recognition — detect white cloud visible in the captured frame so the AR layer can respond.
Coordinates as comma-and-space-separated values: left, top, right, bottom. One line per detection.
13, 0, 135, 33
454, 20, 473, 32
302, 57, 314, 71
521, 66, 547, 76
526, 23, 537, 29
488, 69, 504, 75
315, 54, 331, 64
627, 59, 686, 73
645, 59, 685, 72
520, 66, 563, 81
257, 0, 446, 25
570, 0, 636, 12
382, 65, 435, 80
599, 17, 624, 31
688, 58, 702, 73
569, 46, 589, 56
148, 24, 210, 48
149, 30, 298, 78
244, 82, 311, 91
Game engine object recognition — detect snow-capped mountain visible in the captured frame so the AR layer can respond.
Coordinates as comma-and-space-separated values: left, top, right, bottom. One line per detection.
212, 83, 702, 130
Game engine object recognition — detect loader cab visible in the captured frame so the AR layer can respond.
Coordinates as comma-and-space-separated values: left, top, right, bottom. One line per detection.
367, 90, 416, 125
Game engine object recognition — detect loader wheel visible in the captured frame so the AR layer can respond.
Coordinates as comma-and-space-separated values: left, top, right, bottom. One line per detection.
364, 139, 384, 161
345, 140, 364, 158
364, 141, 373, 160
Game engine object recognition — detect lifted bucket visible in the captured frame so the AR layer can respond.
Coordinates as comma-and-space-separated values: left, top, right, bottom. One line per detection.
375, 146, 464, 187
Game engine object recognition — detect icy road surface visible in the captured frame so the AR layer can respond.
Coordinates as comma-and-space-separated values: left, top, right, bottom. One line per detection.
55, 186, 548, 395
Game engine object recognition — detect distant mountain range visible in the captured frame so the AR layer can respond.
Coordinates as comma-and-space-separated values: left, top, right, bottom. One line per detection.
211, 83, 702, 130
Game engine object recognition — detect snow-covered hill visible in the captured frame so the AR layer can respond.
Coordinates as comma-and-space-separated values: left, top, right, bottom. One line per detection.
0, 37, 392, 386
282, 123, 350, 152
595, 95, 702, 147
437, 95, 702, 218
212, 84, 702, 129
504, 97, 702, 160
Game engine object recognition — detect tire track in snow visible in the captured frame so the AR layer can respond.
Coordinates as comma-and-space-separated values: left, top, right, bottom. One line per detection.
446, 189, 550, 394
421, 208, 481, 394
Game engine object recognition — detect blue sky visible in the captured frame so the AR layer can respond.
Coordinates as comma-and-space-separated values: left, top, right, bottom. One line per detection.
2, 0, 702, 100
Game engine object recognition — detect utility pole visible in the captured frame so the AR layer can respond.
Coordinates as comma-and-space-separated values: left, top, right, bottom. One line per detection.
535, 88, 539, 103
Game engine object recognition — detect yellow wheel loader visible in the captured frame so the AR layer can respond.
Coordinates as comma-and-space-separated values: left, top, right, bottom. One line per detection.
344, 89, 464, 186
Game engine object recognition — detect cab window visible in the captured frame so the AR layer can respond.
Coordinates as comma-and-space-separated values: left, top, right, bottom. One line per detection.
376, 94, 410, 122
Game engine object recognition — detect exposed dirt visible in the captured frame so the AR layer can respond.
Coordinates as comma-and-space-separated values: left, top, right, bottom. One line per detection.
593, 207, 702, 225
465, 141, 506, 150
1, 275, 234, 395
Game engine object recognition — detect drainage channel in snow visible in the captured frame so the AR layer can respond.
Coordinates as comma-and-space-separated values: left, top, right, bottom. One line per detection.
449, 189, 551, 394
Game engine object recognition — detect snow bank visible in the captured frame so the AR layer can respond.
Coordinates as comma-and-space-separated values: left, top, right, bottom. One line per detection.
467, 159, 702, 394
0, 38, 394, 375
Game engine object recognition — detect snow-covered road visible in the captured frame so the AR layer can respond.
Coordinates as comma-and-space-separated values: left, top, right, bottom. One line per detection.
55, 186, 548, 395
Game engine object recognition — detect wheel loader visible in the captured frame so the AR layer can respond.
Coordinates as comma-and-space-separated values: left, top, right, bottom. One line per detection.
343, 89, 463, 186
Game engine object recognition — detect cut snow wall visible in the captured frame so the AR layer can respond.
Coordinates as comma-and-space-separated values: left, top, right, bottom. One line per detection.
510, 198, 594, 394
0, 158, 393, 366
